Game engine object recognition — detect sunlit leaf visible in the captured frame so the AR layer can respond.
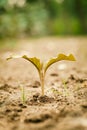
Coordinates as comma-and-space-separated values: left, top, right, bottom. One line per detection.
7, 55, 42, 73
44, 54, 76, 73
7, 55, 22, 60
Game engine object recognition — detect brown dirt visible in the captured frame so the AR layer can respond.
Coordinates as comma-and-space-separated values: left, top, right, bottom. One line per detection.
0, 37, 87, 130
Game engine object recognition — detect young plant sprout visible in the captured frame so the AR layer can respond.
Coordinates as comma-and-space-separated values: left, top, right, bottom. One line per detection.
7, 54, 76, 96
20, 84, 26, 104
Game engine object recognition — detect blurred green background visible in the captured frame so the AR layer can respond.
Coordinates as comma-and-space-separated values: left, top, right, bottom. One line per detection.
0, 0, 87, 38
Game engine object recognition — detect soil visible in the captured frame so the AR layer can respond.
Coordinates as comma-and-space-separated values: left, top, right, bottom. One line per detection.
0, 37, 87, 130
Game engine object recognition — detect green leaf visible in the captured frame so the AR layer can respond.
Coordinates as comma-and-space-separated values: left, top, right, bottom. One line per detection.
22, 55, 42, 72
7, 55, 42, 73
44, 54, 76, 73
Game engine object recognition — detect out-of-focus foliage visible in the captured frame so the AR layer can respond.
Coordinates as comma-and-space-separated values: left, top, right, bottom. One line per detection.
0, 0, 87, 38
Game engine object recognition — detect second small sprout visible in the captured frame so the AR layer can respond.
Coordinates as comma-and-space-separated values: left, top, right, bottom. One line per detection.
20, 84, 26, 104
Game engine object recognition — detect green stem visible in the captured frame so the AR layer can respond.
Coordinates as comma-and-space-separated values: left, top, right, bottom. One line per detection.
21, 85, 26, 104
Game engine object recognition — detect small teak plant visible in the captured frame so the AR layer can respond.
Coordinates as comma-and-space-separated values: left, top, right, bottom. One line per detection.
7, 53, 76, 96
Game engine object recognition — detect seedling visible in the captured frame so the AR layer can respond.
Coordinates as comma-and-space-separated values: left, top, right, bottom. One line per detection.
62, 80, 69, 96
20, 84, 26, 104
7, 53, 76, 96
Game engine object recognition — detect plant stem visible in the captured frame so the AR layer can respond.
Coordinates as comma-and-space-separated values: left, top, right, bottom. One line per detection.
20, 85, 26, 104
40, 71, 45, 96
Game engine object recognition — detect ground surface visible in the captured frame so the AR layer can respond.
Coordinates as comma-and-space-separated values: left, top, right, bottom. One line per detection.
0, 37, 87, 130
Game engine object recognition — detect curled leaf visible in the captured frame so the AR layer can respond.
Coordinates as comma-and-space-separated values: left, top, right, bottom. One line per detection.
7, 55, 42, 73
22, 55, 42, 72
44, 54, 76, 73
